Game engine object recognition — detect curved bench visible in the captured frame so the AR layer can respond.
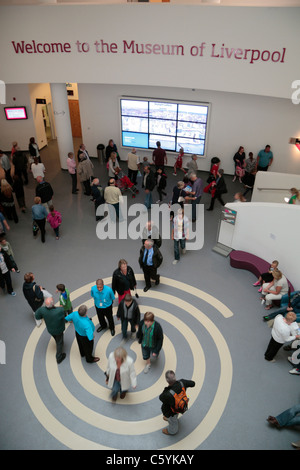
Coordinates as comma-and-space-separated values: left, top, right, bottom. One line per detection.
229, 250, 294, 293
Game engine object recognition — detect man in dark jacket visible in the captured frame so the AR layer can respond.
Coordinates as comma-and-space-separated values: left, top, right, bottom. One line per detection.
138, 239, 163, 292
91, 178, 105, 221
35, 176, 54, 211
143, 165, 156, 209
137, 311, 164, 373
12, 150, 28, 185
117, 293, 140, 341
35, 297, 66, 363
155, 167, 167, 203
159, 370, 195, 435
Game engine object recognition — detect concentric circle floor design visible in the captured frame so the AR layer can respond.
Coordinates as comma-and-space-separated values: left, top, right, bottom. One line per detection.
21, 275, 233, 450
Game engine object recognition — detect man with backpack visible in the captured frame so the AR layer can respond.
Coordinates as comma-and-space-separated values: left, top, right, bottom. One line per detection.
159, 370, 195, 435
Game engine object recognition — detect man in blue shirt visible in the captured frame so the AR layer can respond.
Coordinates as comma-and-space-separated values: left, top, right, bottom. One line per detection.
91, 279, 115, 335
257, 145, 273, 171
65, 305, 99, 363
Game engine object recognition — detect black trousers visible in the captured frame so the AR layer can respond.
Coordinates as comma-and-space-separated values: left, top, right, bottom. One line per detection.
34, 218, 46, 242
75, 331, 95, 363
257, 166, 268, 172
128, 168, 138, 185
208, 192, 225, 210
51, 333, 64, 363
0, 271, 13, 294
264, 337, 283, 361
143, 265, 159, 287
71, 173, 77, 193
95, 305, 114, 331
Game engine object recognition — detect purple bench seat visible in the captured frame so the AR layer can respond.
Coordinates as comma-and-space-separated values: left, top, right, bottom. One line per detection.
229, 250, 294, 293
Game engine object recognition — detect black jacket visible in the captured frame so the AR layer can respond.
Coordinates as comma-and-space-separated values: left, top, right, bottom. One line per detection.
91, 184, 104, 206
116, 298, 140, 325
159, 379, 196, 417
155, 171, 167, 190
13, 151, 28, 172
36, 181, 54, 203
139, 244, 163, 269
23, 281, 44, 312
215, 175, 227, 195
112, 266, 137, 295
143, 170, 156, 191
137, 319, 164, 355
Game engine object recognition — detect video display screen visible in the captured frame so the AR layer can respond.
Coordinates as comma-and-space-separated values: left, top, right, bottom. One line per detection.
4, 106, 28, 120
120, 98, 209, 155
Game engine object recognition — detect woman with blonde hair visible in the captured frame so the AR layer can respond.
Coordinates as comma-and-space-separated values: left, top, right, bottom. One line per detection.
261, 269, 289, 310
105, 347, 137, 401
0, 179, 18, 223
31, 196, 48, 242
108, 151, 121, 179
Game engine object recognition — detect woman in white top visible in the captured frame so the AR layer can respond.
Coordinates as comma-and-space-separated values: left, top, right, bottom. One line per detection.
264, 312, 299, 361
261, 270, 289, 310
105, 347, 137, 401
31, 157, 45, 179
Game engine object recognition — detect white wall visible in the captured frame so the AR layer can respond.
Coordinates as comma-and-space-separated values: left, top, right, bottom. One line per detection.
219, 202, 300, 289
252, 171, 300, 203
0, 5, 299, 99
0, 84, 36, 152
78, 83, 300, 175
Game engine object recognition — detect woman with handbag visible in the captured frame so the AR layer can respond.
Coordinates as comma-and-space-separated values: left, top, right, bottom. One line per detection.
23, 272, 44, 327
233, 146, 245, 182
206, 169, 228, 211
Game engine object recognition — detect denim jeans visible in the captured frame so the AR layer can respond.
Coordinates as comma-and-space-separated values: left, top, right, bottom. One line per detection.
144, 191, 153, 209
121, 318, 136, 339
174, 238, 186, 260
111, 379, 127, 399
276, 404, 300, 427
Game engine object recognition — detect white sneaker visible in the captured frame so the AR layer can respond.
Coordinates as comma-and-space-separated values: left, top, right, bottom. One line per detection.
289, 368, 300, 375
173, 173, 177, 176
172, 259, 178, 265
144, 364, 151, 374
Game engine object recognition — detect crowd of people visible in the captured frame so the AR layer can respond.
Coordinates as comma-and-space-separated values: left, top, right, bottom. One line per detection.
0, 136, 299, 442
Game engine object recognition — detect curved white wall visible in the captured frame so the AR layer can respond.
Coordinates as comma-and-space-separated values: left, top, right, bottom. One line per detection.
220, 202, 300, 289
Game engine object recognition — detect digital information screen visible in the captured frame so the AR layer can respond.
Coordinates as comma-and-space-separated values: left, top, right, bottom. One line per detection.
120, 98, 209, 155
4, 107, 28, 120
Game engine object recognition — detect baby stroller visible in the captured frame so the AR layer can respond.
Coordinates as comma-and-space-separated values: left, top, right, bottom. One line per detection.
116, 170, 139, 198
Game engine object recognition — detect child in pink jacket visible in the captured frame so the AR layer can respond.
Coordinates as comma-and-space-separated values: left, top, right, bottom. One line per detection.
46, 205, 62, 240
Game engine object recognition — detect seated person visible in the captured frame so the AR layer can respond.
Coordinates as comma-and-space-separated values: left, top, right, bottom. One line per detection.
261, 270, 289, 310
253, 260, 279, 293
264, 291, 300, 322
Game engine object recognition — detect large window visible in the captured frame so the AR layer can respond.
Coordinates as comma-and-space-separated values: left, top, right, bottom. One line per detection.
120, 98, 210, 155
